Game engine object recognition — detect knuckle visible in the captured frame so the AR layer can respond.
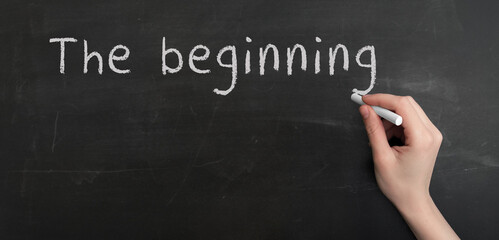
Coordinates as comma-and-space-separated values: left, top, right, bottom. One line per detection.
366, 122, 384, 139
435, 130, 443, 144
413, 130, 434, 148
418, 130, 444, 148
424, 132, 435, 145
366, 124, 380, 136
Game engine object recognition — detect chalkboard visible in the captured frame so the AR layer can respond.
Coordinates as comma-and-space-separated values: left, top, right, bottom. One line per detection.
1, 0, 499, 239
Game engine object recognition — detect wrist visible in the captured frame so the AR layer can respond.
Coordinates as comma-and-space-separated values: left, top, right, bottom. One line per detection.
392, 192, 460, 239
394, 191, 433, 217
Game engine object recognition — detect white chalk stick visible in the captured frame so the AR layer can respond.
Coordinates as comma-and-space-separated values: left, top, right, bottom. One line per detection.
351, 93, 403, 126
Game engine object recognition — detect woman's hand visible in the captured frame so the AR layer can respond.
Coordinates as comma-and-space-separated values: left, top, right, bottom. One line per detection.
359, 94, 459, 240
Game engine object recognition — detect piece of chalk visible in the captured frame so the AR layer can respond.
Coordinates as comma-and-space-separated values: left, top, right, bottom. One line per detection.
351, 93, 403, 126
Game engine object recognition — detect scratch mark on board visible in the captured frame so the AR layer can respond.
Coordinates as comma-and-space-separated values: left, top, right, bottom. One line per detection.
193, 158, 225, 168
51, 111, 59, 152
172, 104, 183, 137
166, 105, 218, 207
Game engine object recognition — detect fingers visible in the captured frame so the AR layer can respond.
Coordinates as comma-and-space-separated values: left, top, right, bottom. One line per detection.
363, 94, 443, 150
362, 94, 425, 144
359, 105, 392, 160
406, 97, 443, 147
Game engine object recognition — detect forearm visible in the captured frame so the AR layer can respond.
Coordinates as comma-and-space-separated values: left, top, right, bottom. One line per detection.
396, 194, 459, 240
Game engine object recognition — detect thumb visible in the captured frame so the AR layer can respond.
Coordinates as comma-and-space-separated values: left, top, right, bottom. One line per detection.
359, 105, 391, 158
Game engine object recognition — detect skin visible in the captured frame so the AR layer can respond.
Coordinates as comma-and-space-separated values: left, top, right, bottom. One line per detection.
358, 94, 459, 240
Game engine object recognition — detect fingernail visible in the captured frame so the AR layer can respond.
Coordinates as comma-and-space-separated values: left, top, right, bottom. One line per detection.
362, 94, 371, 101
359, 106, 369, 119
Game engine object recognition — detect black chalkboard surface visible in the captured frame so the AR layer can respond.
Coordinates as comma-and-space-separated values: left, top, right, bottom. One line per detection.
2, 0, 499, 239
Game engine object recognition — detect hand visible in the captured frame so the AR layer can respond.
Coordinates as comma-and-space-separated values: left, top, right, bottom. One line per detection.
359, 94, 459, 240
